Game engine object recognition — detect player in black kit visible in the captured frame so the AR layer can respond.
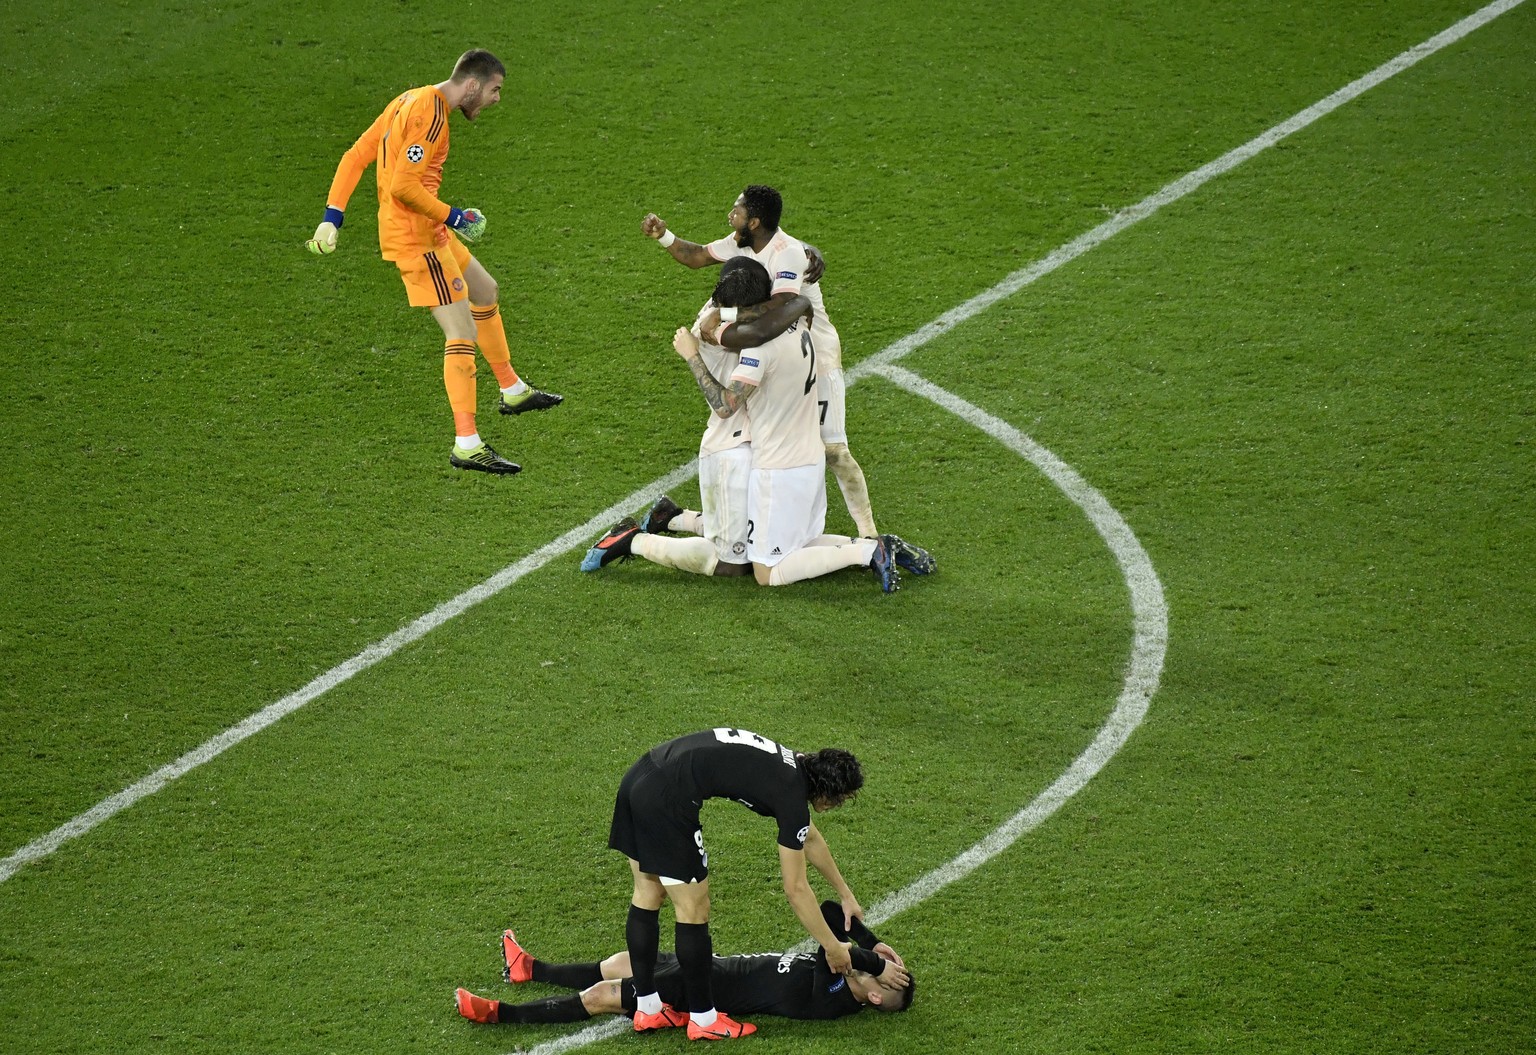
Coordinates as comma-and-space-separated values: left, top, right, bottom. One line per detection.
454, 901, 913, 1026
607, 728, 866, 1040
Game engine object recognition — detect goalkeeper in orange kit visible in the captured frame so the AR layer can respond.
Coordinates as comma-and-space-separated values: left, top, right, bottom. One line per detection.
307, 49, 561, 475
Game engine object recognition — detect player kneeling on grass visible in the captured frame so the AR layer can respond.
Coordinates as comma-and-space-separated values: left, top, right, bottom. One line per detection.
455, 900, 912, 1029
580, 258, 935, 592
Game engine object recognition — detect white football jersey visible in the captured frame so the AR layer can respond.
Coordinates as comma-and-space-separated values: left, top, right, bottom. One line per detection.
691, 302, 751, 457
729, 317, 823, 470
707, 227, 841, 371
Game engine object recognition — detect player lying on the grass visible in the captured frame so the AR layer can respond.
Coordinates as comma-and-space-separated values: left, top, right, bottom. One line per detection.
455, 900, 913, 1027
581, 259, 935, 592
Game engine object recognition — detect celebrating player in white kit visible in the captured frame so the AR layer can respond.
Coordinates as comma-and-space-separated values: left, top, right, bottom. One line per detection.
583, 260, 931, 592
641, 185, 878, 539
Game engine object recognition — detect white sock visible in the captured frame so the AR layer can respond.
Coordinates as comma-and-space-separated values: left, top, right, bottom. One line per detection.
502, 379, 529, 397
766, 541, 874, 586
632, 534, 718, 576
827, 443, 877, 537
806, 533, 855, 547
455, 433, 482, 451
672, 510, 705, 535
690, 1009, 718, 1028
637, 992, 663, 1016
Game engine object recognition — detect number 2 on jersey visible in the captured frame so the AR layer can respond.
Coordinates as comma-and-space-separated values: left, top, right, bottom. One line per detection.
801, 330, 817, 395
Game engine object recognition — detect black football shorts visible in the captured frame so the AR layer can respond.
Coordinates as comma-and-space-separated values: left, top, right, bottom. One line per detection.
608, 753, 708, 883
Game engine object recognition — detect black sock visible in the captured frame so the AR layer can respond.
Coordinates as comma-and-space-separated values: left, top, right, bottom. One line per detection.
497, 993, 591, 1024
531, 960, 605, 989
626, 904, 661, 997
675, 921, 714, 1014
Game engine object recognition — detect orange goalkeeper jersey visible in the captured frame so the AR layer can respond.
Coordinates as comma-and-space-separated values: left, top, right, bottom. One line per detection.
324, 85, 455, 262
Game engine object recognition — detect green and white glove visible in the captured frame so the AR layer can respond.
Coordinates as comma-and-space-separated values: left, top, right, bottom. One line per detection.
306, 207, 344, 255
447, 206, 487, 244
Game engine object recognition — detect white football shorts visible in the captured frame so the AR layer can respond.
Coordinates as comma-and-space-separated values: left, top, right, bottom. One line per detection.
746, 460, 828, 567
816, 367, 848, 446
700, 444, 752, 565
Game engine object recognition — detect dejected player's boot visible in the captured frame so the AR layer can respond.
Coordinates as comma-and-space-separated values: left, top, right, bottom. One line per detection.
633, 1004, 689, 1032
455, 988, 500, 1024
502, 929, 533, 984
687, 1012, 756, 1040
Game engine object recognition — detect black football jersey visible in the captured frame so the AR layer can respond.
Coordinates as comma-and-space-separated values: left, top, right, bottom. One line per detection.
649, 729, 812, 849
692, 950, 876, 1020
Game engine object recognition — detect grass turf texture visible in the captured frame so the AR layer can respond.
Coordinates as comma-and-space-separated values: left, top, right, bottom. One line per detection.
2, 1, 1533, 1053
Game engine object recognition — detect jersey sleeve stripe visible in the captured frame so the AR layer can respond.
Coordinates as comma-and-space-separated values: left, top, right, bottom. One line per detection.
426, 97, 445, 143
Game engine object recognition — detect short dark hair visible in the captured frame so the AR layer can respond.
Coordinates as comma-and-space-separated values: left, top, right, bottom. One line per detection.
711, 257, 772, 308
882, 971, 915, 1013
452, 49, 505, 83
801, 747, 863, 807
741, 184, 783, 233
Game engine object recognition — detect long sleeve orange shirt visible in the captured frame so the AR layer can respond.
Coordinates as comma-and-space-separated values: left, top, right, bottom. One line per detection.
325, 85, 454, 261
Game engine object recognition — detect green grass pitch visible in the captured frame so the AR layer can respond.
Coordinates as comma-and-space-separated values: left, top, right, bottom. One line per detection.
1, 1, 1532, 1053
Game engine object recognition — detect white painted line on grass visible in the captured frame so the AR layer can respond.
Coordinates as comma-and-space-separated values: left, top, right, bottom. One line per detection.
0, 460, 701, 886
858, 365, 1166, 927
2, 0, 1518, 894
513, 366, 1168, 1055
849, 0, 1527, 383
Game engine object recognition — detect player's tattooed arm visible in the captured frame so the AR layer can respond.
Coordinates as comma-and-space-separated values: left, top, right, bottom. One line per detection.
688, 357, 752, 417
673, 327, 751, 417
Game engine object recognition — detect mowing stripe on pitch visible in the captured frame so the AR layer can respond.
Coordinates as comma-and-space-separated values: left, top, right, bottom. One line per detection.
1, 0, 1519, 888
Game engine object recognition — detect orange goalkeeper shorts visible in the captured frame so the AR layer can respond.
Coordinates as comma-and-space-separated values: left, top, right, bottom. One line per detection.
396, 233, 472, 307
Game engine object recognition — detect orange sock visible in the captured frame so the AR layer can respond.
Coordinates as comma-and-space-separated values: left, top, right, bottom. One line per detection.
444, 339, 478, 436
471, 302, 520, 389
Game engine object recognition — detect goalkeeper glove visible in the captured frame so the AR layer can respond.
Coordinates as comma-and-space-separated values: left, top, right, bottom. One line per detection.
307, 207, 344, 255
445, 206, 487, 244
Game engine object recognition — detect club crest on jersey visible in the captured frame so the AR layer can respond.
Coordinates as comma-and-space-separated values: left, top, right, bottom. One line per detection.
407, 144, 425, 163
797, 825, 810, 844
452, 278, 464, 292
